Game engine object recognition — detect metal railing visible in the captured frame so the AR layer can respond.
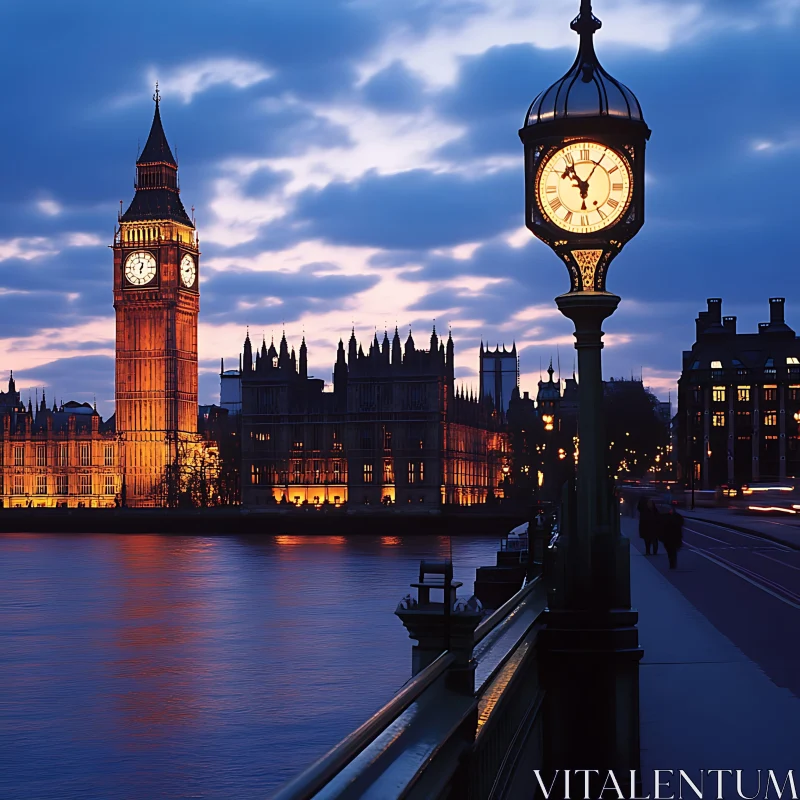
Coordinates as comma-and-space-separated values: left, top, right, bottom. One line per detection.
270, 576, 547, 800
270, 651, 457, 800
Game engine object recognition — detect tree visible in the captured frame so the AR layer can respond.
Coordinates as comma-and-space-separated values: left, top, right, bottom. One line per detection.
603, 379, 668, 481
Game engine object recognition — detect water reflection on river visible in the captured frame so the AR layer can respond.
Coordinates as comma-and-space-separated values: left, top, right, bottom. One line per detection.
0, 532, 500, 799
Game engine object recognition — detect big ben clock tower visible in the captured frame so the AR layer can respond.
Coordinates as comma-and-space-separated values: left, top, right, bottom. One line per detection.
113, 86, 200, 507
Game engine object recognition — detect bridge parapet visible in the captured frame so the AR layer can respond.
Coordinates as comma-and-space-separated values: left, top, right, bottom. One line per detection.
270, 576, 546, 800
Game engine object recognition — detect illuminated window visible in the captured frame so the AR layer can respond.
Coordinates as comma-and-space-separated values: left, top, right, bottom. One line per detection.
14, 446, 24, 466
788, 357, 800, 365
712, 412, 725, 427
712, 386, 726, 402
384, 430, 392, 450
36, 475, 47, 495
292, 461, 302, 481
13, 475, 24, 494
763, 386, 777, 402
383, 459, 394, 483
104, 476, 115, 495
333, 461, 341, 482
313, 461, 322, 485
764, 412, 777, 426
57, 443, 68, 467
408, 462, 415, 484
737, 386, 750, 402
104, 445, 114, 466
79, 444, 90, 467
791, 386, 800, 402
79, 474, 91, 495
36, 446, 46, 467
363, 463, 373, 483
56, 475, 68, 495
710, 360, 722, 369
419, 461, 424, 482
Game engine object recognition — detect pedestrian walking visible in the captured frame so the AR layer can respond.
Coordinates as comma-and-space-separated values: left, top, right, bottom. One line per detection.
637, 496, 660, 555
659, 508, 684, 569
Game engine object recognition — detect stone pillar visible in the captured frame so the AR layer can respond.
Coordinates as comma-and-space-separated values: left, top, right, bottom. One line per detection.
395, 561, 483, 694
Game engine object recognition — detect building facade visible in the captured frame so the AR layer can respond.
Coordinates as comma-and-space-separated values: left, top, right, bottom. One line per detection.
241, 327, 509, 508
0, 377, 120, 508
480, 343, 518, 414
112, 89, 201, 506
677, 298, 800, 488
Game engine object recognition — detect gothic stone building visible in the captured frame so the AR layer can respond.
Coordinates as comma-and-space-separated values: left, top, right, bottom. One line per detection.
677, 298, 800, 489
241, 327, 509, 508
1, 93, 205, 508
0, 375, 120, 507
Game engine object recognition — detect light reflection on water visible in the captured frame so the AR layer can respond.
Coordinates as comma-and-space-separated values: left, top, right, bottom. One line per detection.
0, 532, 500, 799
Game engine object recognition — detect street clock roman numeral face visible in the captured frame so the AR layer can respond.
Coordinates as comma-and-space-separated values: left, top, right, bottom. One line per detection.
124, 251, 157, 286
180, 253, 196, 288
537, 142, 632, 234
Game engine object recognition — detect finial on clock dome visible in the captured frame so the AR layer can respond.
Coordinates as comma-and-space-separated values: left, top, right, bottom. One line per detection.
524, 0, 644, 126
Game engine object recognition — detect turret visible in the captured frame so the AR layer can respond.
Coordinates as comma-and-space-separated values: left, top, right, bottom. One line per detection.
446, 331, 455, 381
405, 328, 416, 360
392, 327, 402, 367
430, 323, 439, 353
243, 330, 253, 372
382, 330, 391, 365
290, 347, 297, 374
348, 328, 358, 366
299, 336, 308, 379
279, 332, 289, 369
334, 339, 348, 405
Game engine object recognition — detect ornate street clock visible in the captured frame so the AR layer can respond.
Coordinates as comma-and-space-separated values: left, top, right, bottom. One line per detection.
519, 0, 650, 293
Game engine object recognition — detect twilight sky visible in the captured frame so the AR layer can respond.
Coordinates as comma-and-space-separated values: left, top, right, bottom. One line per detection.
1, 0, 798, 418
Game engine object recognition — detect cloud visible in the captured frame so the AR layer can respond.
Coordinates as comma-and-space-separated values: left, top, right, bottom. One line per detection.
0, 237, 58, 262
147, 58, 273, 104
294, 168, 519, 249
36, 199, 62, 217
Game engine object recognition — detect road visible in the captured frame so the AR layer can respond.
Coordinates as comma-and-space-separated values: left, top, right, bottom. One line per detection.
629, 517, 800, 698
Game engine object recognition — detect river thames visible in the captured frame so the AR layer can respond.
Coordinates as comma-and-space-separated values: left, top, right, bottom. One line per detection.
0, 532, 500, 798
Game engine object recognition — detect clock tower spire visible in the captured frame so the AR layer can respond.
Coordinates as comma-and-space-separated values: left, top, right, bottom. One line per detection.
113, 87, 200, 507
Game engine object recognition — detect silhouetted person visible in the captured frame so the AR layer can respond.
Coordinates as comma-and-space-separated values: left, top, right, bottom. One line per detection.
637, 497, 659, 555
660, 508, 684, 569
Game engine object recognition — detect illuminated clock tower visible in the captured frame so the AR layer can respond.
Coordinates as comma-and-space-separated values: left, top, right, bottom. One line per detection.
113, 86, 200, 506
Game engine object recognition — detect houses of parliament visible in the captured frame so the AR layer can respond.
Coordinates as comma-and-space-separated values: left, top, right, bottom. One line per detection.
0, 93, 512, 509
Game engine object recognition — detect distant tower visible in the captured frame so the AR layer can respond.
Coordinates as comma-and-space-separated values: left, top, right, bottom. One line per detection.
479, 342, 519, 413
113, 86, 200, 506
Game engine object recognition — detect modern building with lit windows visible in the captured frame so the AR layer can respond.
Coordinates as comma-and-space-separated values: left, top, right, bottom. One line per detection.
240, 327, 510, 508
677, 298, 800, 488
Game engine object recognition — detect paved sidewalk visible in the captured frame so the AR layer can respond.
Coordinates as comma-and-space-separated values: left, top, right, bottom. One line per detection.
625, 517, 800, 790
681, 507, 800, 549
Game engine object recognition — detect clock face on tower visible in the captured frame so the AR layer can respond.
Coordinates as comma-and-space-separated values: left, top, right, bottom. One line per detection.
180, 253, 196, 288
537, 141, 632, 235
124, 251, 157, 286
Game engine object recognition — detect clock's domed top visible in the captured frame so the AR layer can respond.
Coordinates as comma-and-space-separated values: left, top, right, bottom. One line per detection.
524, 0, 644, 127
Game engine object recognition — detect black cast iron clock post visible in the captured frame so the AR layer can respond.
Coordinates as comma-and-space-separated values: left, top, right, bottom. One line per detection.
519, 0, 651, 784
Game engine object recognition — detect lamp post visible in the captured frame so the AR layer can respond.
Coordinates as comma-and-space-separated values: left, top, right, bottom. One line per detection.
519, 0, 651, 784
